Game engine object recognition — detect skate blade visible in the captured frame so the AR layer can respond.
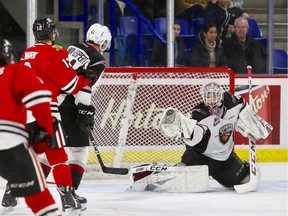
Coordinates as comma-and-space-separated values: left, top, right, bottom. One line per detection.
63, 208, 81, 216
1, 206, 14, 215
80, 204, 86, 211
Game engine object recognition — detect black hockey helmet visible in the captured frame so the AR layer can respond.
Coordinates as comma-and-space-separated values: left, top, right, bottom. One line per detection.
0, 38, 18, 66
32, 18, 58, 41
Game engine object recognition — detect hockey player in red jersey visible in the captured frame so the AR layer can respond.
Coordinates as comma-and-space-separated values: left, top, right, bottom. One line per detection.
56, 23, 111, 210
1, 18, 97, 213
0, 51, 61, 215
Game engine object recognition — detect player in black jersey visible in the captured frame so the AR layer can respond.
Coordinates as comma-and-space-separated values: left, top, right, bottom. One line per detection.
159, 82, 272, 189
57, 23, 111, 210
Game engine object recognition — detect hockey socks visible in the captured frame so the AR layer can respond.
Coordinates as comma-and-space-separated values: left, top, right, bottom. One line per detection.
25, 188, 58, 215
69, 164, 84, 190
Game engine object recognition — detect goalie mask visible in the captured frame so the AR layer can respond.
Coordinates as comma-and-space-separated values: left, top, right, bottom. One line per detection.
201, 82, 223, 111
86, 23, 112, 52
32, 18, 58, 41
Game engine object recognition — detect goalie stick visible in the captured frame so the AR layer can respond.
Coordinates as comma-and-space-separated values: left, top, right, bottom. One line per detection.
88, 129, 129, 175
234, 65, 260, 193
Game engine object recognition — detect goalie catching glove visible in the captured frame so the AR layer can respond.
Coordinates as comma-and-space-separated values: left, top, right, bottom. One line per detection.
235, 104, 273, 140
76, 103, 95, 131
29, 117, 59, 153
159, 108, 197, 141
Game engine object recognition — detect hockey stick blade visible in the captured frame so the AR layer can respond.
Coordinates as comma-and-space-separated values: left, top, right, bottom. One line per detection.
88, 130, 129, 175
234, 171, 260, 193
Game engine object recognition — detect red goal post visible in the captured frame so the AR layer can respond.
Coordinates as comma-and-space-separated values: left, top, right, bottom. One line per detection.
88, 67, 234, 173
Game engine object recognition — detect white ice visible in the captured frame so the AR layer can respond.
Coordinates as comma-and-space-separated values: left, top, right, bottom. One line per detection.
0, 162, 287, 216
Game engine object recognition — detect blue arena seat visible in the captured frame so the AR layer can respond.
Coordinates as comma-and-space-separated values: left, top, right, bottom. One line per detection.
190, 18, 204, 36
119, 16, 151, 35
273, 49, 288, 74
117, 16, 154, 66
247, 18, 267, 47
154, 17, 190, 35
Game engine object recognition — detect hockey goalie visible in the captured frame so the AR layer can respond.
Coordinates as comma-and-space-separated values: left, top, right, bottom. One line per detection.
130, 82, 273, 193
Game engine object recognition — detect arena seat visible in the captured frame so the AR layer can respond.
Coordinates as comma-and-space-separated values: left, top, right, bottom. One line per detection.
118, 16, 154, 66
247, 18, 267, 47
273, 49, 288, 74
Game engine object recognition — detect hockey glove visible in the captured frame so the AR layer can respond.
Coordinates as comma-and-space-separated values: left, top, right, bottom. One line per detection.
76, 68, 98, 86
76, 103, 96, 131
29, 118, 59, 154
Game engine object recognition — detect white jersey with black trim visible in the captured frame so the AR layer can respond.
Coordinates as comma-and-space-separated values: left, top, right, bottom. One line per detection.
184, 92, 246, 161
64, 42, 106, 106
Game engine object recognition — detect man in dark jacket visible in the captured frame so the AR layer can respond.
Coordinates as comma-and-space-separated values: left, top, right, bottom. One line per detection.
222, 17, 266, 74
204, 0, 249, 40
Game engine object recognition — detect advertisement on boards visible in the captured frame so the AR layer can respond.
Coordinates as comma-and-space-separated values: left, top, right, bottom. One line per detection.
234, 85, 280, 145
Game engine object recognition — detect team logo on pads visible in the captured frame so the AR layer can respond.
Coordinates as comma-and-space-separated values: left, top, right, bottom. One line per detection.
219, 124, 233, 144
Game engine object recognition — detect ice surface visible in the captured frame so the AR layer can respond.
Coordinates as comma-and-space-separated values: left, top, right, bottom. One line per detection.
0, 162, 287, 216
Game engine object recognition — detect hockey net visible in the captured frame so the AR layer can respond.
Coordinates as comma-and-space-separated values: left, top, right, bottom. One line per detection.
86, 67, 234, 177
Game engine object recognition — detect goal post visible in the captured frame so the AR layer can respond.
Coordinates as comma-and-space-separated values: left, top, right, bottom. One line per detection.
88, 67, 235, 173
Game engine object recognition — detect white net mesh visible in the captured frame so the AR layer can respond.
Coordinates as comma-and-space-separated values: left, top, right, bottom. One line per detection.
86, 68, 234, 177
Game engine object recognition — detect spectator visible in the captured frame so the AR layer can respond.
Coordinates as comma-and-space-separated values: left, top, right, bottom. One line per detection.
222, 17, 266, 74
151, 21, 185, 67
204, 0, 249, 40
175, 0, 207, 20
0, 37, 18, 64
189, 22, 227, 67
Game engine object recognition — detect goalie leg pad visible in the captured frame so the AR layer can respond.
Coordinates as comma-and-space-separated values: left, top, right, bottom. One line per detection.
130, 164, 209, 193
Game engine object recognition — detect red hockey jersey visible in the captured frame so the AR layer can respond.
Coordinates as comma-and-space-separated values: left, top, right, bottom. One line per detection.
20, 44, 90, 102
0, 64, 53, 150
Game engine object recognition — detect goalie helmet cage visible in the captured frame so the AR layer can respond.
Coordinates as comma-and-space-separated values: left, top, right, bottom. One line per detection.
86, 67, 234, 176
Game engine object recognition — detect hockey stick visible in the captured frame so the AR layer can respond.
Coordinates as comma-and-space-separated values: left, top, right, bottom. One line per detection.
234, 65, 260, 193
87, 129, 129, 175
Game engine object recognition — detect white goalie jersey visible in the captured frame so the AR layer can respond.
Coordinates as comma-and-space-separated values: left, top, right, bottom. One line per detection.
159, 92, 273, 161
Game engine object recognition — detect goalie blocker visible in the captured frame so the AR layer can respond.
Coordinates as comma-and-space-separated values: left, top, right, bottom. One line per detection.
130, 164, 209, 193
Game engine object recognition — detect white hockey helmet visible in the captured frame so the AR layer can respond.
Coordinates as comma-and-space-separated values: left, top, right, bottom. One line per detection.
201, 82, 224, 110
86, 23, 112, 52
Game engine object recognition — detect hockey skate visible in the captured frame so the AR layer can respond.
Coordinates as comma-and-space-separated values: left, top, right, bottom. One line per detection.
57, 186, 81, 216
1, 185, 18, 215
72, 189, 87, 211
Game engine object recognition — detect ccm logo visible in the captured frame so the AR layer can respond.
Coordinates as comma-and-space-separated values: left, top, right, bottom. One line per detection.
149, 166, 168, 171
79, 110, 94, 116
10, 180, 35, 189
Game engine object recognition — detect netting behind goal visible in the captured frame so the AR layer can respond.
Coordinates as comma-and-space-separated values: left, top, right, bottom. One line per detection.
86, 67, 234, 176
